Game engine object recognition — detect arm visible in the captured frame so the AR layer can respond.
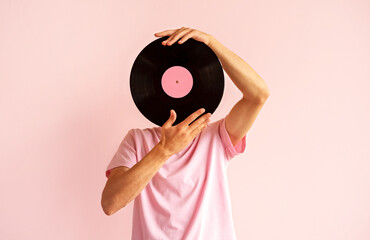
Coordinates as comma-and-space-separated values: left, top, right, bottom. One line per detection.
101, 108, 211, 216
101, 144, 169, 216
156, 27, 270, 147
207, 36, 270, 146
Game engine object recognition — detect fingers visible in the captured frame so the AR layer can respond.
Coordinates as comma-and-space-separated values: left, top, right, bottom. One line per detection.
162, 109, 177, 128
190, 115, 210, 139
178, 108, 206, 127
178, 30, 196, 44
188, 112, 211, 132
154, 27, 195, 46
154, 29, 178, 37
163, 28, 193, 45
161, 28, 183, 45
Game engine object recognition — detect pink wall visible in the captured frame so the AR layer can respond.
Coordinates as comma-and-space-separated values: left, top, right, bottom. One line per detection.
1, 0, 369, 239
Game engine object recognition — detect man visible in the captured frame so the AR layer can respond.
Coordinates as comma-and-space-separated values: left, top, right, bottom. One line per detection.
101, 27, 270, 240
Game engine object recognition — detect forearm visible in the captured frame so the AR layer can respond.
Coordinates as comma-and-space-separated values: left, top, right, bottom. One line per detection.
207, 36, 270, 101
102, 144, 170, 215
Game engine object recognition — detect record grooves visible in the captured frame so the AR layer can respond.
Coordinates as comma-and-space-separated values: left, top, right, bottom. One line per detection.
130, 36, 224, 126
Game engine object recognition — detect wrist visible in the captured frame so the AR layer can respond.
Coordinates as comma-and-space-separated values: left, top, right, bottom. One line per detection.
206, 34, 216, 47
155, 142, 173, 159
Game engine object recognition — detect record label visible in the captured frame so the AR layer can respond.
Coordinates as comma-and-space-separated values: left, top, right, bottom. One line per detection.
161, 66, 193, 98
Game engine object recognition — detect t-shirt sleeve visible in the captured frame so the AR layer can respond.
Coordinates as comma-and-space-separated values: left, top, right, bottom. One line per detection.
105, 129, 137, 178
218, 117, 247, 160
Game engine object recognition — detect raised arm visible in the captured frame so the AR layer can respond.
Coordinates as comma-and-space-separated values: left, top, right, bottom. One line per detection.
156, 27, 270, 146
207, 36, 270, 146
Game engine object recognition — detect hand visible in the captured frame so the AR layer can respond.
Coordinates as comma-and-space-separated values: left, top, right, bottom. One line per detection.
158, 108, 212, 157
154, 27, 213, 46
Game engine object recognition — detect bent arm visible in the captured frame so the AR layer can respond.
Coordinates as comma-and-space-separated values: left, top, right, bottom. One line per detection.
101, 144, 170, 216
207, 36, 270, 101
207, 36, 270, 146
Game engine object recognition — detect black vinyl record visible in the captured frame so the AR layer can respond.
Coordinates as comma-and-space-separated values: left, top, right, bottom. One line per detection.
130, 36, 224, 126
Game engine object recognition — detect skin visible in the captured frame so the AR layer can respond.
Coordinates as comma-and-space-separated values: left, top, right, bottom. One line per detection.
101, 108, 211, 216
101, 27, 270, 216
157, 27, 270, 145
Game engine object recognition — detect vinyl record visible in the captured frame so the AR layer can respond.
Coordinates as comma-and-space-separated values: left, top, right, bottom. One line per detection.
130, 36, 224, 126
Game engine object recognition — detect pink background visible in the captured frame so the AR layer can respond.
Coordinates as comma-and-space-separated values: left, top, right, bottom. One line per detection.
1, 0, 369, 239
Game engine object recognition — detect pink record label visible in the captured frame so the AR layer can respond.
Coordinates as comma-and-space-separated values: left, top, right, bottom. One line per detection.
161, 66, 193, 98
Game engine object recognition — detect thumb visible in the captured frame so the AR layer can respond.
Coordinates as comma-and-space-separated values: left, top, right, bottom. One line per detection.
163, 109, 176, 127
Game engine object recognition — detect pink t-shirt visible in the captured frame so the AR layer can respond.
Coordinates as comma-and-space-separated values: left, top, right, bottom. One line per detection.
105, 117, 247, 240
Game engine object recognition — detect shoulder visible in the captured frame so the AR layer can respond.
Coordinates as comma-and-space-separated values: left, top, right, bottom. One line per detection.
206, 117, 224, 130
128, 126, 161, 143
199, 117, 224, 139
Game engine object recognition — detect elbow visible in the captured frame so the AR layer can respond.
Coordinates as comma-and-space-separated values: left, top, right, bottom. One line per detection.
101, 199, 115, 216
248, 91, 270, 104
243, 87, 270, 103
257, 88, 270, 103
103, 208, 113, 216
101, 195, 127, 216
102, 206, 114, 216
260, 87, 270, 99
